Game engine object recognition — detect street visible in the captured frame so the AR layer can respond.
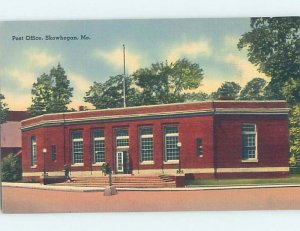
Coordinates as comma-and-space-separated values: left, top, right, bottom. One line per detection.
2, 186, 300, 213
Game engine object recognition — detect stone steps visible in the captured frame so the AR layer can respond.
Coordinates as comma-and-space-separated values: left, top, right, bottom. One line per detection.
52, 175, 176, 188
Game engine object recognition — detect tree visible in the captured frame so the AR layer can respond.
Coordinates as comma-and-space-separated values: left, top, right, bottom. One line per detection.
183, 92, 209, 102
1, 153, 22, 182
49, 64, 74, 113
28, 64, 73, 116
239, 78, 267, 100
0, 93, 9, 124
289, 104, 300, 165
84, 75, 141, 109
282, 78, 300, 105
210, 81, 241, 100
237, 17, 300, 101
133, 59, 204, 105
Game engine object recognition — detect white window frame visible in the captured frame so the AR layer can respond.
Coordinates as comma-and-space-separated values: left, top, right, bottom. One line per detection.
116, 128, 129, 149
242, 124, 258, 162
164, 126, 179, 163
71, 131, 84, 165
140, 127, 154, 163
93, 130, 105, 164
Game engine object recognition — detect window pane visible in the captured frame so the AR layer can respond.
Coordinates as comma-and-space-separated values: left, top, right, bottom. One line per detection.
116, 139, 129, 147
165, 126, 178, 134
242, 124, 257, 160
164, 126, 179, 161
116, 128, 129, 148
116, 129, 128, 137
197, 138, 203, 156
140, 127, 153, 162
93, 130, 105, 162
94, 130, 104, 138
52, 145, 57, 161
141, 127, 153, 135
31, 136, 37, 166
72, 131, 83, 164
242, 124, 256, 132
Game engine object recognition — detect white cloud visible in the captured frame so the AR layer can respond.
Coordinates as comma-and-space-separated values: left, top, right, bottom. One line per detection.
2, 89, 31, 111
166, 40, 212, 63
183, 75, 224, 94
69, 72, 91, 92
25, 48, 62, 68
68, 72, 93, 110
95, 47, 142, 74
225, 53, 269, 86
201, 77, 224, 93
224, 35, 240, 49
5, 68, 36, 89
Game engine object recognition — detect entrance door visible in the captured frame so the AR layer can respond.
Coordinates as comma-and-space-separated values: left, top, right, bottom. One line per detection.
116, 151, 130, 174
116, 151, 124, 173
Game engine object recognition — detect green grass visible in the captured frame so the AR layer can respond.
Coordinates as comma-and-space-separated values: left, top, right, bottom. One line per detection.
186, 174, 300, 186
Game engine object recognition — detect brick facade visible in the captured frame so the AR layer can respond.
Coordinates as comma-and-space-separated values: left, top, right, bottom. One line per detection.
21, 101, 290, 180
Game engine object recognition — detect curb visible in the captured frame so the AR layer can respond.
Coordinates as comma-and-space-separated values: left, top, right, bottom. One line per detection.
2, 182, 300, 192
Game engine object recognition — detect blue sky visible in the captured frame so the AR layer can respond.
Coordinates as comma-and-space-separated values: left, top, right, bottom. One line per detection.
0, 18, 268, 110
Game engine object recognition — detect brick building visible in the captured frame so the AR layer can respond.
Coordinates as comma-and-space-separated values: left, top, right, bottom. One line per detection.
21, 101, 290, 181
1, 111, 29, 160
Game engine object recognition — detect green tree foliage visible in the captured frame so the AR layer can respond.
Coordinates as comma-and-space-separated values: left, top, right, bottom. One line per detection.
1, 154, 22, 182
239, 78, 267, 100
237, 17, 300, 102
84, 75, 141, 109
183, 92, 209, 102
282, 78, 300, 105
28, 64, 73, 116
289, 104, 300, 165
133, 59, 204, 105
210, 81, 241, 100
0, 93, 9, 124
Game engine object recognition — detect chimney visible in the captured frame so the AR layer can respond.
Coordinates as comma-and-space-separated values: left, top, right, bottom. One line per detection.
79, 106, 84, 111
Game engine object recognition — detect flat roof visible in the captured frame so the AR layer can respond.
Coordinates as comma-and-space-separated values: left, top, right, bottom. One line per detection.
21, 100, 288, 131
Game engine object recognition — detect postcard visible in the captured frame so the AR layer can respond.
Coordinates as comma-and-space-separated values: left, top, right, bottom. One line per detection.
1, 17, 300, 214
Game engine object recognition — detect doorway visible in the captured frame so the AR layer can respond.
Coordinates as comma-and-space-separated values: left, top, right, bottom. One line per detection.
116, 150, 130, 174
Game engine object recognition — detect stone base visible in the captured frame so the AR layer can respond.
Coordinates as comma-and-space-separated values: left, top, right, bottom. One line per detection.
104, 186, 118, 196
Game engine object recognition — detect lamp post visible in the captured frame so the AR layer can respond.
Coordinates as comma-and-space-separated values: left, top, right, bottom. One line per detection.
43, 148, 47, 177
177, 142, 183, 174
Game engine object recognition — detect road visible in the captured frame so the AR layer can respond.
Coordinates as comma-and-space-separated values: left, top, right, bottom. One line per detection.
2, 186, 300, 213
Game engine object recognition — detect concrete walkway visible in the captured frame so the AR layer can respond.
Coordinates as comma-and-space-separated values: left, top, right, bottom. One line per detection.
2, 182, 300, 192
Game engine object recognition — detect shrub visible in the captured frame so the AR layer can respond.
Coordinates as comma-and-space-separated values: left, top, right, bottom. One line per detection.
1, 153, 22, 182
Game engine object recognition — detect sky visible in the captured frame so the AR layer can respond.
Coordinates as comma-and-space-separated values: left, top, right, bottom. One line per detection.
0, 18, 268, 111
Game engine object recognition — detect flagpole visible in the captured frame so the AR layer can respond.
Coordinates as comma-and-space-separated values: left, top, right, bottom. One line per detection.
123, 44, 126, 108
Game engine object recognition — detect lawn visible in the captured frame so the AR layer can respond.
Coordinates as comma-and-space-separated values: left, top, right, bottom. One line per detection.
185, 174, 300, 186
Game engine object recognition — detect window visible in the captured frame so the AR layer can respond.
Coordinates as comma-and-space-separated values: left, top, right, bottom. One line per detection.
197, 138, 203, 156
164, 126, 179, 161
93, 130, 105, 163
72, 131, 84, 164
51, 145, 57, 161
31, 136, 37, 166
116, 128, 129, 148
242, 124, 257, 160
140, 127, 154, 162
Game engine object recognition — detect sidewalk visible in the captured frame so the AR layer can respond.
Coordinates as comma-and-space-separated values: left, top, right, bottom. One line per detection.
2, 182, 300, 192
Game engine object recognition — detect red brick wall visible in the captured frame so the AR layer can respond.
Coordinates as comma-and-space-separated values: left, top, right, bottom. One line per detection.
22, 115, 215, 174
21, 101, 290, 179
214, 114, 290, 169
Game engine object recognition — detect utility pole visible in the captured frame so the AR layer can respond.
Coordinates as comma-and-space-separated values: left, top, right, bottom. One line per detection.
123, 44, 126, 108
